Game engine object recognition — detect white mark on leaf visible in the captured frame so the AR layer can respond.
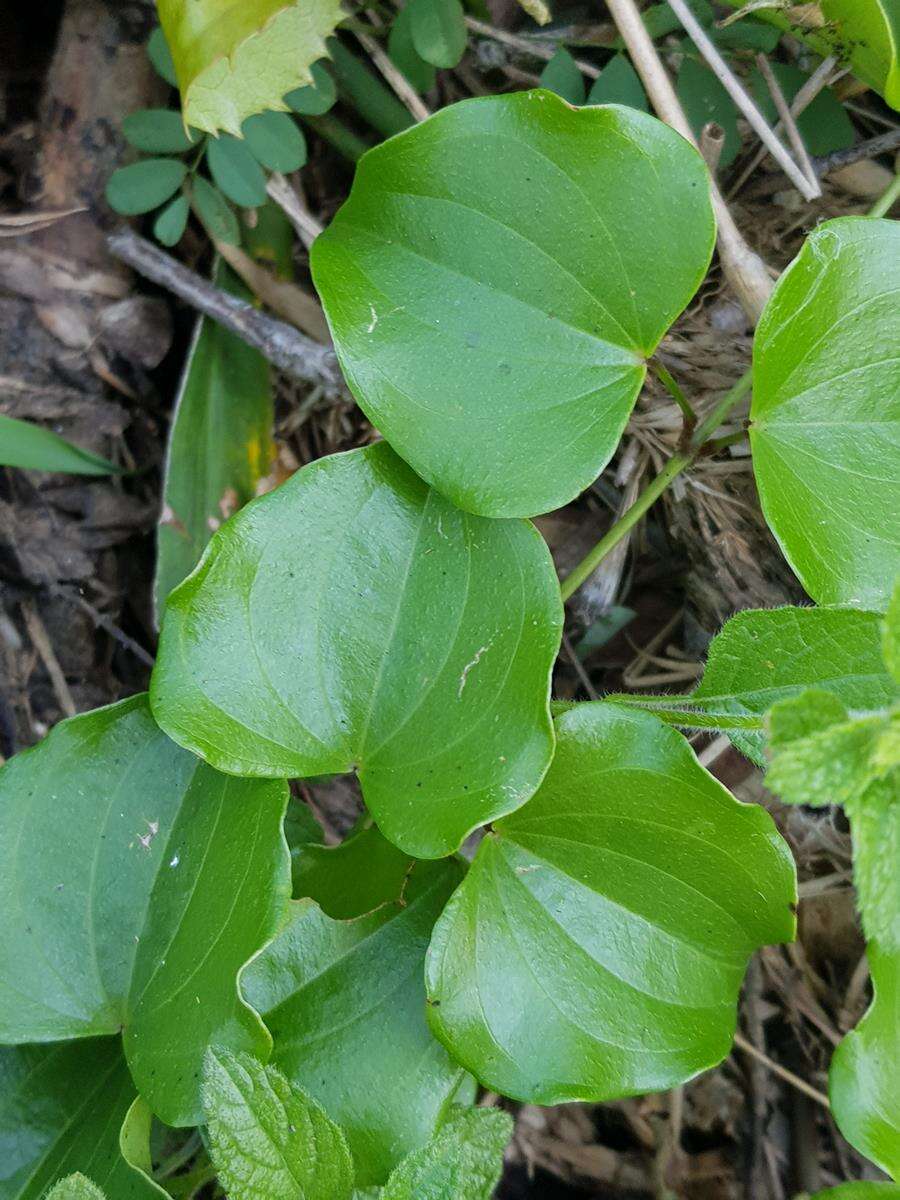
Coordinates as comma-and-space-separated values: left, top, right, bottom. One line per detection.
458, 643, 491, 699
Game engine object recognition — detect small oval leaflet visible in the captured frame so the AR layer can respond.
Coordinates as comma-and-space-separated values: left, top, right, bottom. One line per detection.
751, 217, 900, 610
425, 703, 796, 1103
312, 91, 716, 517
207, 133, 269, 208
105, 158, 186, 215
151, 441, 563, 858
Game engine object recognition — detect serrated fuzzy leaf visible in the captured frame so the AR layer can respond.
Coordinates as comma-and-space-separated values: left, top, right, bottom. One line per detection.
0, 696, 290, 1126
242, 111, 307, 172
616, 606, 895, 765
311, 91, 715, 518
243, 860, 469, 1185
539, 48, 585, 105
44, 1177, 107, 1200
408, 0, 467, 68
150, 442, 562, 859
154, 261, 274, 618
0, 1040, 166, 1199
425, 703, 796, 1104
381, 1108, 512, 1200
121, 108, 197, 154
751, 217, 900, 609
207, 134, 268, 208
105, 158, 187, 215
157, 0, 345, 135
587, 55, 649, 110
830, 943, 900, 1180
203, 1049, 354, 1200
0, 414, 118, 476
191, 176, 240, 244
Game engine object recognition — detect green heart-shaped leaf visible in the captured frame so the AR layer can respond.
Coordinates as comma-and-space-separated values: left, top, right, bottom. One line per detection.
243, 858, 469, 1185
157, 0, 345, 135
311, 90, 716, 517
0, 696, 290, 1126
203, 1049, 355, 1200
151, 442, 562, 858
425, 703, 796, 1103
751, 217, 900, 609
0, 1040, 166, 1199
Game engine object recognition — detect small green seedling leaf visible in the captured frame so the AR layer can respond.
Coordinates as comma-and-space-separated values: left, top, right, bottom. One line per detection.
380, 1108, 513, 1200
242, 111, 307, 172
0, 696, 290, 1127
243, 859, 469, 1185
207, 133, 268, 207
285, 60, 337, 115
105, 158, 186, 215
154, 260, 274, 619
151, 442, 562, 858
203, 1049, 354, 1200
425, 703, 796, 1103
44, 1177, 107, 1200
121, 108, 197, 154
0, 1040, 167, 1199
676, 58, 740, 168
408, 0, 467, 69
0, 413, 118, 476
191, 175, 240, 244
156, 0, 345, 134
153, 193, 190, 246
751, 63, 853, 157
751, 217, 900, 609
312, 91, 715, 518
147, 26, 178, 88
587, 54, 649, 110
539, 48, 585, 105
616, 606, 896, 765
389, 6, 437, 94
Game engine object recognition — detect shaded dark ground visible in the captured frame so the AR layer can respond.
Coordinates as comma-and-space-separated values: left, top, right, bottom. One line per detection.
1, 1, 895, 1195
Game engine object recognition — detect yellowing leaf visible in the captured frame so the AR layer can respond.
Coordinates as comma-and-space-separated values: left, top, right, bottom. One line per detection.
156, 0, 346, 135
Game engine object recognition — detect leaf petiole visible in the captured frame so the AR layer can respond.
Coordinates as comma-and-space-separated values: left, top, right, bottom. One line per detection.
560, 368, 752, 602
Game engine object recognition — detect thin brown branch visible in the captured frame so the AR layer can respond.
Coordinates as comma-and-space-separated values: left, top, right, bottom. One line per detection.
107, 227, 344, 394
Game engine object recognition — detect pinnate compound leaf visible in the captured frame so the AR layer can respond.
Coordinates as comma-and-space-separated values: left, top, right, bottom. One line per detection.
154, 260, 274, 618
203, 1049, 354, 1200
425, 703, 796, 1103
153, 193, 190, 246
151, 442, 562, 858
539, 48, 585, 105
121, 108, 197, 154
312, 91, 715, 518
0, 414, 118, 476
243, 859, 469, 1185
105, 158, 186, 215
0, 696, 290, 1126
285, 60, 337, 115
408, 0, 467, 69
380, 1108, 513, 1200
207, 133, 268, 207
242, 111, 307, 172
44, 1177, 107, 1200
611, 605, 895, 766
0, 1040, 166, 1199
751, 217, 900, 609
156, 0, 345, 135
191, 175, 240, 244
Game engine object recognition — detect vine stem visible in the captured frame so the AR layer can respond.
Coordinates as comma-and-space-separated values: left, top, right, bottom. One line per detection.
559, 370, 752, 602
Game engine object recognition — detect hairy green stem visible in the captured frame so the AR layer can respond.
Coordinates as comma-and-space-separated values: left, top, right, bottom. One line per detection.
560, 369, 753, 602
